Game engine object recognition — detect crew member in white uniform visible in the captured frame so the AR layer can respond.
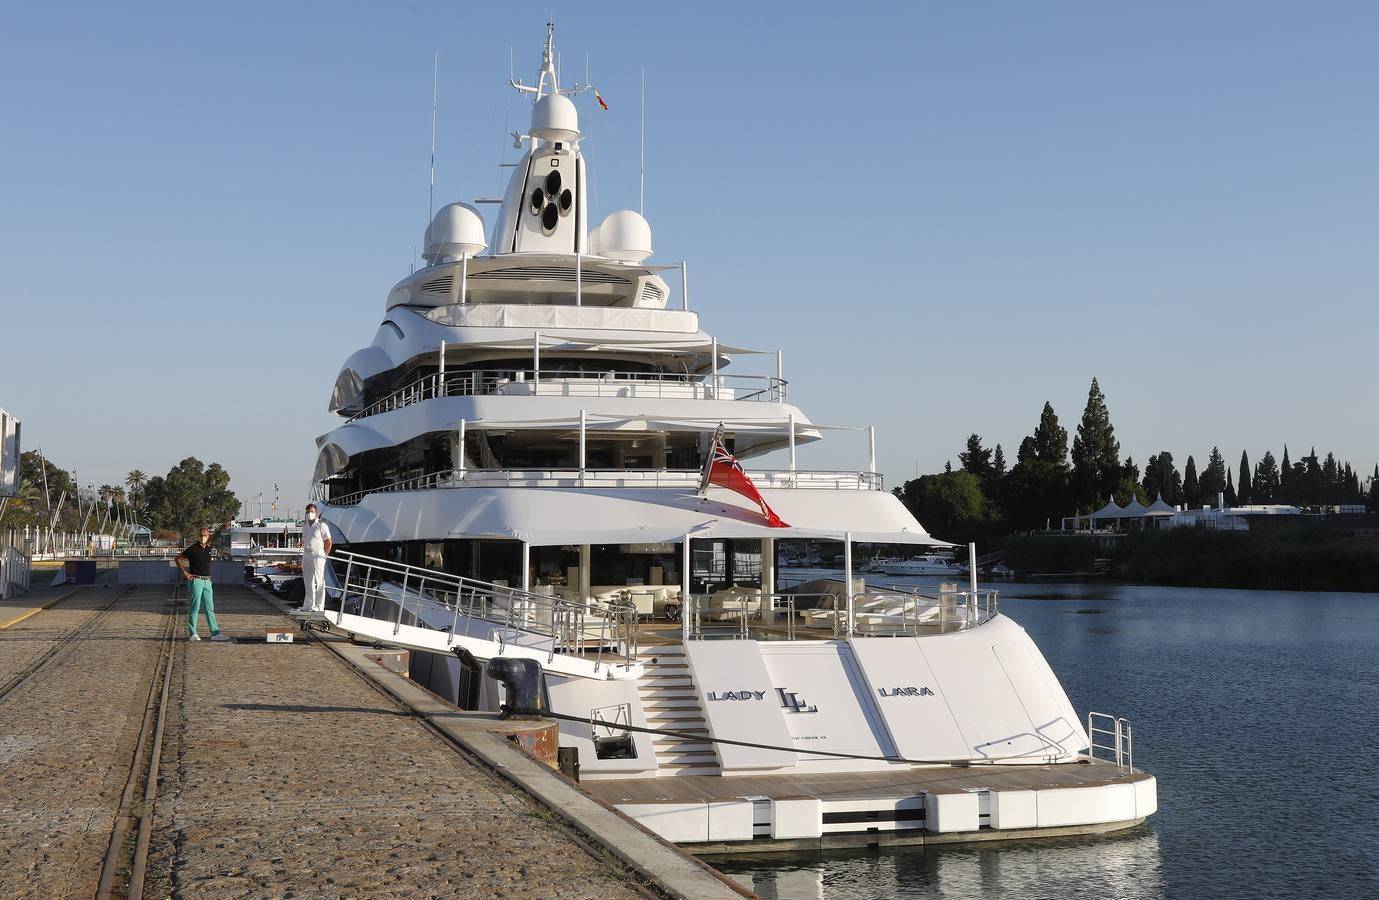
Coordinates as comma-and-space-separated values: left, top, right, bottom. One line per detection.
301, 502, 333, 613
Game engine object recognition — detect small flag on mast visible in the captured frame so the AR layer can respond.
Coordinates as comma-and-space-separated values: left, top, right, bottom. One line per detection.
699, 425, 789, 527
594, 89, 608, 111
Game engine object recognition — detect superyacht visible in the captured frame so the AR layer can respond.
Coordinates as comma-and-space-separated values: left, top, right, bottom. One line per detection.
307, 24, 1156, 850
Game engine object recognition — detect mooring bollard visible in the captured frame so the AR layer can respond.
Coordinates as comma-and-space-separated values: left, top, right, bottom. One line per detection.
486, 656, 543, 719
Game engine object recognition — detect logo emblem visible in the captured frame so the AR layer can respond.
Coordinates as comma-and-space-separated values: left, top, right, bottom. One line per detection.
877, 686, 935, 698
706, 690, 766, 702
776, 688, 818, 714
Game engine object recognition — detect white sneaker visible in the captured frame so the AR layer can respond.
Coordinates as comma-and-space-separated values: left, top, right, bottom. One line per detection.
189, 633, 201, 641
209, 632, 232, 642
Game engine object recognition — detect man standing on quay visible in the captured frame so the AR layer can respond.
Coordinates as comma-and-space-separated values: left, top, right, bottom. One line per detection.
301, 502, 333, 613
176, 526, 230, 641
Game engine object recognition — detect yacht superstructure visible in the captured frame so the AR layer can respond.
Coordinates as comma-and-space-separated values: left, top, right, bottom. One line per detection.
309, 24, 1156, 850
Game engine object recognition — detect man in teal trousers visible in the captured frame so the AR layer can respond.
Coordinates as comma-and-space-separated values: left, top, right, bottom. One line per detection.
176, 526, 230, 641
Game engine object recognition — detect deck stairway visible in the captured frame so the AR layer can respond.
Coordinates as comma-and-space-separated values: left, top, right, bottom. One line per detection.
635, 644, 719, 775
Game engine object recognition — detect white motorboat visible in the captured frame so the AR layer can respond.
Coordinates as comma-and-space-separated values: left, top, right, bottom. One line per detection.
881, 554, 965, 576
307, 24, 1155, 851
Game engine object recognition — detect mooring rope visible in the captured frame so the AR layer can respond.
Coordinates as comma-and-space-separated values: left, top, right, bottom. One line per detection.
501, 705, 1068, 767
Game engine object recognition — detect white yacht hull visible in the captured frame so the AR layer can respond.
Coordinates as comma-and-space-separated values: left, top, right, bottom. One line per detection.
313, 592, 1156, 847
882, 561, 964, 576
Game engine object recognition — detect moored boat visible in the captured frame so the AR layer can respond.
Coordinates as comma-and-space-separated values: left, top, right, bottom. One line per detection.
305, 23, 1156, 850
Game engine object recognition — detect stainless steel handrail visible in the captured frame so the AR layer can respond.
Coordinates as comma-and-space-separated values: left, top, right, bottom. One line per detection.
348, 368, 789, 421
1085, 711, 1135, 771
330, 549, 636, 670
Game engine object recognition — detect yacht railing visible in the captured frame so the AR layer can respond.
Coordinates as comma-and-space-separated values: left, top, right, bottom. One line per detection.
316, 467, 883, 506
681, 585, 999, 641
1085, 712, 1135, 771
684, 591, 838, 640
329, 550, 638, 673
348, 368, 788, 421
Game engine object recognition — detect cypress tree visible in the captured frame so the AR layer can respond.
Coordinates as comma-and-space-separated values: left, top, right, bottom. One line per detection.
1280, 445, 1292, 502
1322, 452, 1340, 504
993, 444, 1007, 478
1004, 403, 1071, 530
1225, 470, 1237, 506
1303, 449, 1322, 505
1071, 378, 1121, 507
1141, 451, 1182, 504
1237, 450, 1251, 506
1200, 447, 1228, 502
1183, 456, 1200, 508
1371, 465, 1379, 512
1254, 451, 1280, 502
959, 434, 993, 479
1032, 402, 1069, 466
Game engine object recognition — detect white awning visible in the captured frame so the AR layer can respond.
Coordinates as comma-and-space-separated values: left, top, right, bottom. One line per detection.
324, 485, 949, 548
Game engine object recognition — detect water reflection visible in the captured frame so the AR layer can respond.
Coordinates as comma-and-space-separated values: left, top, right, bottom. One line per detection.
718, 828, 1164, 899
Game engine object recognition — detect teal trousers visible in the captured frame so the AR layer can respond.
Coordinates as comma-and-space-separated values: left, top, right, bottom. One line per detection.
188, 577, 220, 637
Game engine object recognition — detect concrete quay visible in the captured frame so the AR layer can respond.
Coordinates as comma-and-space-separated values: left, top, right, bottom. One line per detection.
0, 580, 746, 899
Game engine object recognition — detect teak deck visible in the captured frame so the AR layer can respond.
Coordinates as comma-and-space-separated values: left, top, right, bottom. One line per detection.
581, 759, 1147, 805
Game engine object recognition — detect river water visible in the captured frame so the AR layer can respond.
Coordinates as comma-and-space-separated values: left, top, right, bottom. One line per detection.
714, 580, 1379, 899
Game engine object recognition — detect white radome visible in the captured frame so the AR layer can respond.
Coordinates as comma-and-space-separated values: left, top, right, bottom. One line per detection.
422, 203, 487, 264
531, 92, 579, 142
593, 209, 653, 263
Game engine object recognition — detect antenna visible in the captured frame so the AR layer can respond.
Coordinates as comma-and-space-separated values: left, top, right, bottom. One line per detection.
640, 67, 646, 215
428, 53, 438, 226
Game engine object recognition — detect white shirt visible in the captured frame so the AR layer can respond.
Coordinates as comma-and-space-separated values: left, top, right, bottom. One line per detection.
302, 519, 332, 557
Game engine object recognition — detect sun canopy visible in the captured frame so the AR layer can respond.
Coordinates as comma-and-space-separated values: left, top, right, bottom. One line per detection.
1119, 498, 1150, 517
1144, 496, 1176, 515
323, 485, 950, 548
1090, 499, 1124, 519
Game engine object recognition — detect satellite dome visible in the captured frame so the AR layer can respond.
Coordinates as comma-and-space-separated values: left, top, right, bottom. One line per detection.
592, 210, 652, 263
531, 93, 579, 142
423, 203, 486, 264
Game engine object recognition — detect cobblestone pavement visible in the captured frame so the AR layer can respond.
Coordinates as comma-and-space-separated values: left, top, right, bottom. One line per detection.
0, 582, 119, 683
143, 585, 646, 899
0, 585, 174, 898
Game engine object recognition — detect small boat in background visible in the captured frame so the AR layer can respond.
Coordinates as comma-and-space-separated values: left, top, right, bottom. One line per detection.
881, 554, 964, 576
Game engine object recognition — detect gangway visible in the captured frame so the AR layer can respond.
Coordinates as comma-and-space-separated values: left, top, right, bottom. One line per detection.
293, 550, 641, 681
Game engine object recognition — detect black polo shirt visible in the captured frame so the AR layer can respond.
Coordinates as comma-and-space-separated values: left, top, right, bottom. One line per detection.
181, 541, 213, 576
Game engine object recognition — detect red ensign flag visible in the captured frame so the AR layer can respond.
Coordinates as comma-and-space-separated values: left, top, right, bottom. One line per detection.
699, 429, 789, 527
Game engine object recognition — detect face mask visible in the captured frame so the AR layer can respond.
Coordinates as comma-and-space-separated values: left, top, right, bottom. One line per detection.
307, 512, 318, 522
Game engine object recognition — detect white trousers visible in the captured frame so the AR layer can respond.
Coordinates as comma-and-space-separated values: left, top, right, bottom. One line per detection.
303, 554, 327, 611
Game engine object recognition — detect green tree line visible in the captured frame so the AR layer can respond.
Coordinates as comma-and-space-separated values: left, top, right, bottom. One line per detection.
0, 451, 239, 541
895, 378, 1379, 543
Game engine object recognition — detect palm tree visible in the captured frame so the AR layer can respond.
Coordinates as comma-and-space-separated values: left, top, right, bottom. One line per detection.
125, 470, 146, 512
110, 487, 128, 539
97, 484, 115, 533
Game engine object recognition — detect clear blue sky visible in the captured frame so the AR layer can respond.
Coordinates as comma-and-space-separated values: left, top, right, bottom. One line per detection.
3, 1, 1376, 513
